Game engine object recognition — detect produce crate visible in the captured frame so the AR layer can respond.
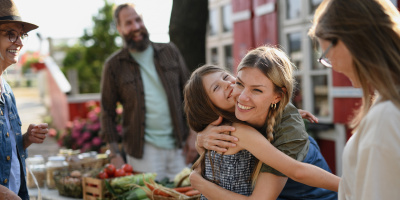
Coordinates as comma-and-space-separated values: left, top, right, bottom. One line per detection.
82, 177, 110, 200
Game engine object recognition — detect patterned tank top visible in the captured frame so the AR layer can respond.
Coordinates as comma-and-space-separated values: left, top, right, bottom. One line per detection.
200, 150, 257, 200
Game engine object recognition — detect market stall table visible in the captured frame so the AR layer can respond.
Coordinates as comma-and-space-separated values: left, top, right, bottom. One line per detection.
28, 188, 82, 200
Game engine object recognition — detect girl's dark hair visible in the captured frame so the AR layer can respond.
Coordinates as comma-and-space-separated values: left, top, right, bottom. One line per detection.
184, 64, 243, 182
184, 65, 239, 133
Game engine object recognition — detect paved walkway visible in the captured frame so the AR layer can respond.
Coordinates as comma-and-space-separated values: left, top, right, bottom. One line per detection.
13, 86, 60, 159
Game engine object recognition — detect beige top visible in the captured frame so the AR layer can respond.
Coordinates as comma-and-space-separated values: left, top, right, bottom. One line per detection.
339, 100, 400, 199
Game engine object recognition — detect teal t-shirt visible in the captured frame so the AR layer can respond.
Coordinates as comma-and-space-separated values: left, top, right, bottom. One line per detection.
130, 46, 175, 149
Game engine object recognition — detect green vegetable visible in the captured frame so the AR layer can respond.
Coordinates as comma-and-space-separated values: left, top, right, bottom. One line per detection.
125, 188, 148, 200
106, 180, 150, 200
157, 177, 175, 188
110, 173, 157, 194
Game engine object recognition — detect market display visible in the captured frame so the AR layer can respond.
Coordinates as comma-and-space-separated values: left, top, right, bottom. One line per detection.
27, 149, 200, 200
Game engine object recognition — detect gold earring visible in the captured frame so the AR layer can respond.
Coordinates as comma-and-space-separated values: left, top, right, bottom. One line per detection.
270, 103, 276, 109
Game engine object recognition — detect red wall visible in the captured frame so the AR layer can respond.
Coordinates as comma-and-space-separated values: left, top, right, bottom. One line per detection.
68, 101, 100, 121
232, 0, 255, 73
252, 0, 278, 46
317, 139, 336, 174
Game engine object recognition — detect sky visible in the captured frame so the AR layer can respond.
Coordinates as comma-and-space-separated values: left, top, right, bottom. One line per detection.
14, 0, 173, 53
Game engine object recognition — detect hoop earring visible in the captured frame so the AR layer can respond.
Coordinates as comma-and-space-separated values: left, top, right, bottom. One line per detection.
270, 103, 276, 109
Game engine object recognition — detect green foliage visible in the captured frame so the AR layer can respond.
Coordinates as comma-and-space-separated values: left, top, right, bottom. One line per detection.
62, 0, 120, 93
22, 56, 39, 74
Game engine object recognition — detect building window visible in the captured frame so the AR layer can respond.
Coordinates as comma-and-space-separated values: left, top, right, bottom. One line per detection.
288, 32, 303, 70
311, 40, 325, 70
391, 0, 397, 7
222, 4, 233, 33
293, 76, 303, 109
209, 8, 220, 36
280, 1, 333, 122
312, 75, 329, 117
310, 0, 323, 14
224, 45, 233, 72
211, 47, 219, 65
286, 0, 301, 19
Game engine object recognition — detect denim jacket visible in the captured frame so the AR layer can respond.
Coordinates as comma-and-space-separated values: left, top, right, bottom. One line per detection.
0, 81, 28, 199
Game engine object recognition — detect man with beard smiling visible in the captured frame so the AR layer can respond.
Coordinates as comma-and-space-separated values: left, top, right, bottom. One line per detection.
100, 3, 197, 181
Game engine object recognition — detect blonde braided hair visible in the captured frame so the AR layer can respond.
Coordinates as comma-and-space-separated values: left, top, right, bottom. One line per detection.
237, 45, 295, 185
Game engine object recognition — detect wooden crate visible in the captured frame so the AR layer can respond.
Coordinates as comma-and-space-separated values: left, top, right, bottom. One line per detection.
82, 177, 110, 200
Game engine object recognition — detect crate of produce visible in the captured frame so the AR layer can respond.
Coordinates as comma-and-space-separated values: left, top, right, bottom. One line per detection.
82, 177, 110, 200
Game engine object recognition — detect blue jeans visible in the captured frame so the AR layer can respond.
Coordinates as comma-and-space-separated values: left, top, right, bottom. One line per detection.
277, 136, 338, 200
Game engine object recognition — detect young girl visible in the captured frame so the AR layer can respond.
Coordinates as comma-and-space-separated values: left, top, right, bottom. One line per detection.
184, 46, 338, 199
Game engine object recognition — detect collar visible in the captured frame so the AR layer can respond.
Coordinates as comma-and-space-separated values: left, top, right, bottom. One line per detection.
119, 42, 165, 61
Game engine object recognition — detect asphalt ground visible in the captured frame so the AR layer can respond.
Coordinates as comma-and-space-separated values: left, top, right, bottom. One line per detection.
13, 86, 60, 159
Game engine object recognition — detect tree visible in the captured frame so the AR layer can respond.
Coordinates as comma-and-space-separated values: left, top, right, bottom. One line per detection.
62, 0, 120, 93
169, 0, 209, 72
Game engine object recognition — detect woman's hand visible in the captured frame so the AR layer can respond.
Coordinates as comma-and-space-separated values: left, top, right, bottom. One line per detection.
196, 117, 238, 152
298, 109, 319, 123
23, 123, 48, 149
0, 184, 21, 200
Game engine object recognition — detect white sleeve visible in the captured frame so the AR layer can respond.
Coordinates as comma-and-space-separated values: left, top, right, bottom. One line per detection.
354, 105, 400, 200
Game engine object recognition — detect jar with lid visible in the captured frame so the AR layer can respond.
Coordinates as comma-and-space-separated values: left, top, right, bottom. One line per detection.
26, 156, 46, 188
46, 156, 68, 189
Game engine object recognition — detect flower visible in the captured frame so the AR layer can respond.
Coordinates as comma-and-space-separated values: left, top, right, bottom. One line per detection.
50, 102, 123, 153
48, 128, 57, 137
92, 137, 102, 146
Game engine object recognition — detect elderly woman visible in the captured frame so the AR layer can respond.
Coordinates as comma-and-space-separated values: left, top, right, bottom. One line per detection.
0, 0, 49, 199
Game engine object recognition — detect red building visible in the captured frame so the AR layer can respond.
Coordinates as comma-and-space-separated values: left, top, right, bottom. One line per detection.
206, 0, 399, 175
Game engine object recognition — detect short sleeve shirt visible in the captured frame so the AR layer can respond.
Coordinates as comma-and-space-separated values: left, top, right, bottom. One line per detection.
260, 103, 310, 176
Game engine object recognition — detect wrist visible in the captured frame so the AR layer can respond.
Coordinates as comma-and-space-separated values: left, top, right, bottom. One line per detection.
23, 133, 31, 149
109, 153, 121, 160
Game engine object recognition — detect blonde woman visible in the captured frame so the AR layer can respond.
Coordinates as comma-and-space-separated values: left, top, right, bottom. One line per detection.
185, 46, 338, 199
309, 0, 400, 199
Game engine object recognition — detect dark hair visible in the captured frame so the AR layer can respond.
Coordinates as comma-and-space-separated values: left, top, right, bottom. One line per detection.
113, 3, 136, 25
184, 64, 245, 182
184, 65, 240, 132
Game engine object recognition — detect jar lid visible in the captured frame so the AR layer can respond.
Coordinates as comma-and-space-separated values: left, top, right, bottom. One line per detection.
78, 153, 91, 160
48, 156, 66, 161
26, 157, 45, 165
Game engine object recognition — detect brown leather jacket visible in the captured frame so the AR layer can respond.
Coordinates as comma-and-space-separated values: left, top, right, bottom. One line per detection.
100, 42, 190, 158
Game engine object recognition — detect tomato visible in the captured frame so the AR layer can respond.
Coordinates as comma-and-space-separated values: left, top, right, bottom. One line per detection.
125, 172, 133, 176
114, 168, 126, 177
98, 171, 109, 179
104, 164, 116, 177
122, 164, 134, 173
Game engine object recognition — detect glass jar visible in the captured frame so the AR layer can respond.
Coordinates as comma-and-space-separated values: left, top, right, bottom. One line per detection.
46, 156, 68, 189
26, 156, 46, 188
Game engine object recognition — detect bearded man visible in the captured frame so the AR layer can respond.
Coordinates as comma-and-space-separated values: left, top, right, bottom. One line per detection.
100, 3, 197, 181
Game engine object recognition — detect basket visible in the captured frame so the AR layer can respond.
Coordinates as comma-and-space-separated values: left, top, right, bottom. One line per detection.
148, 194, 200, 200
145, 174, 201, 200
53, 171, 83, 198
68, 157, 108, 170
